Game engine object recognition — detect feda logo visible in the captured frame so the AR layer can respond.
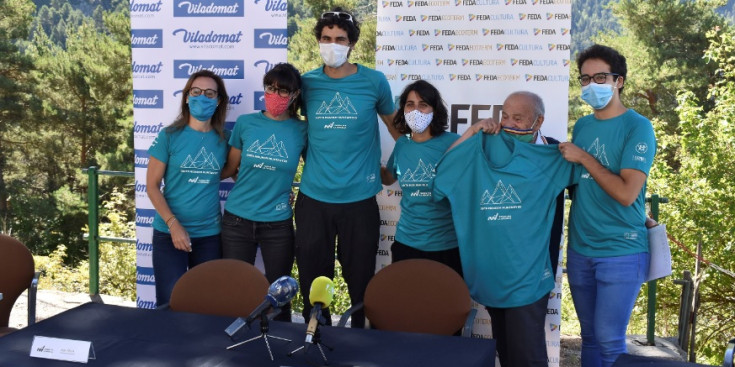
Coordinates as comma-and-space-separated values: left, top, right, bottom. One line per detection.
518, 13, 542, 20
130, 0, 163, 16
254, 29, 287, 48
524, 74, 570, 82
546, 12, 570, 20
134, 150, 150, 168
409, 29, 430, 36
173, 0, 243, 17
377, 30, 405, 37
449, 74, 472, 81
456, 0, 499, 5
436, 59, 457, 66
534, 28, 557, 36
131, 29, 163, 48
561, 28, 570, 35
422, 14, 464, 21
435, 29, 478, 36
380, 234, 396, 242
136, 208, 156, 227
173, 60, 244, 79
505, 0, 526, 4
133, 90, 164, 109
548, 44, 570, 51
382, 0, 403, 6
510, 59, 558, 67
463, 59, 507, 66
253, 91, 265, 110
395, 15, 416, 21
474, 74, 520, 81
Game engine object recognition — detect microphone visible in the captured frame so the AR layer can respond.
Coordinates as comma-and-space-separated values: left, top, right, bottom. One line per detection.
305, 276, 335, 345
225, 276, 298, 337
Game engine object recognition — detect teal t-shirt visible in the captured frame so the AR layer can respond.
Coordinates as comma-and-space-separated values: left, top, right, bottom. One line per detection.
386, 132, 459, 251
148, 126, 229, 237
300, 64, 395, 203
433, 132, 577, 308
569, 109, 657, 257
224, 112, 307, 222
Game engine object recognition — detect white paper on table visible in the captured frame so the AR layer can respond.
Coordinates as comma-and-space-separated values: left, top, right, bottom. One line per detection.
30, 336, 95, 363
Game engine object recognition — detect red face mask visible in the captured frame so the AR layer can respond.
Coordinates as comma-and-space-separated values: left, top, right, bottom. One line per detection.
264, 93, 292, 117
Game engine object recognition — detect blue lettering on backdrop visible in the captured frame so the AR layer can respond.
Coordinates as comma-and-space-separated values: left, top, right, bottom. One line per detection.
172, 29, 244, 44
133, 90, 164, 109
130, 0, 163, 13
173, 60, 244, 79
136, 266, 156, 285
134, 150, 150, 168
253, 91, 265, 110
136, 208, 157, 227
254, 59, 275, 73
132, 61, 164, 74
173, 0, 244, 17
253, 29, 288, 48
131, 29, 163, 48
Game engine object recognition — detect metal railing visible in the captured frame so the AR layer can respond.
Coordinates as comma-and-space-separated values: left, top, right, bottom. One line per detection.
83, 167, 135, 296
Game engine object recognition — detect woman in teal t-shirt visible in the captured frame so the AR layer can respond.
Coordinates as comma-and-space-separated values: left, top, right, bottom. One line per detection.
381, 80, 461, 276
220, 63, 306, 322
146, 70, 230, 307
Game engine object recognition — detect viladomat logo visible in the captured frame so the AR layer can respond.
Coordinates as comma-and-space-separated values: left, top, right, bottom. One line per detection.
133, 90, 164, 109
172, 28, 244, 45
174, 0, 244, 17
131, 29, 163, 48
173, 60, 244, 79
253, 29, 288, 48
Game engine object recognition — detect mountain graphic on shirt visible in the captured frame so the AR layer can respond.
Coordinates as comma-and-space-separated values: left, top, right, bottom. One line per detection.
181, 147, 220, 170
586, 138, 610, 167
247, 134, 289, 159
316, 93, 358, 115
401, 159, 435, 183
481, 180, 521, 205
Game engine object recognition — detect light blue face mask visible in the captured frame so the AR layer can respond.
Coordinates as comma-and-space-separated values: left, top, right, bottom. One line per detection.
188, 95, 218, 122
580, 82, 615, 110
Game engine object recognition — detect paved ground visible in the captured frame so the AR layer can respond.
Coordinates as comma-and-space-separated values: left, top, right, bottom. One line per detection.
8, 290, 685, 367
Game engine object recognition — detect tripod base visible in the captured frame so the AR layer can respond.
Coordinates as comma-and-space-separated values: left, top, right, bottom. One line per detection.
288, 340, 333, 364
227, 332, 292, 361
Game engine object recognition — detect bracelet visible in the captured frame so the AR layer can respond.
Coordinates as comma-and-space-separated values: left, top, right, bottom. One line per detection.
166, 216, 177, 228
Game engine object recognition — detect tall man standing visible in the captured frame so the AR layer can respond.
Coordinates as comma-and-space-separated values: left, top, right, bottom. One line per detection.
295, 8, 398, 328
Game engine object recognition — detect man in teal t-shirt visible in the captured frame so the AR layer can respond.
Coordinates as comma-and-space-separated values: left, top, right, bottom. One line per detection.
559, 44, 657, 367
294, 8, 398, 328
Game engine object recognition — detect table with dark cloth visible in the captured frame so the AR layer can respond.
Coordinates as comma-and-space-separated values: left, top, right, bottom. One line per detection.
0, 302, 495, 367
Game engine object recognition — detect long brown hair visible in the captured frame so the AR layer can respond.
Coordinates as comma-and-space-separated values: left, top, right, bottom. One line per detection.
167, 70, 229, 140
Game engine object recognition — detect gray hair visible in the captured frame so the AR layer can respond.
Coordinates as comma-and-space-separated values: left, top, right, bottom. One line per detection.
507, 91, 545, 120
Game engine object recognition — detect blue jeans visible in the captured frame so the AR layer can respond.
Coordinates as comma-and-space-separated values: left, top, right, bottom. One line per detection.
152, 229, 222, 307
567, 247, 649, 367
220, 211, 295, 321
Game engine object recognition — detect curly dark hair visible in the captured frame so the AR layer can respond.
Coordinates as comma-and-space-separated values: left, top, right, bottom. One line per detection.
313, 7, 360, 45
393, 80, 448, 137
577, 44, 628, 95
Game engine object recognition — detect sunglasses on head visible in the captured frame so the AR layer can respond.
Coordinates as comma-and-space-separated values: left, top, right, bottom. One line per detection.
321, 11, 354, 23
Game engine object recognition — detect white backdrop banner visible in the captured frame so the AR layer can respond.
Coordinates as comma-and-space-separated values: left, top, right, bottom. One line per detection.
375, 1, 571, 366
131, 0, 287, 309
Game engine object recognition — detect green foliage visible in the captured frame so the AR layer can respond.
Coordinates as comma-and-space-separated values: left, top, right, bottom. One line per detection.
34, 188, 136, 300
289, 260, 353, 316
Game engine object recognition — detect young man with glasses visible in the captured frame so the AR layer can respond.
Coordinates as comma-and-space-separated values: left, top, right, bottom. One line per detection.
295, 8, 399, 328
559, 44, 657, 367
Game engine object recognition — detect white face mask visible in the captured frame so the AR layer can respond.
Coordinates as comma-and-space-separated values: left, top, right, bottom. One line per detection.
405, 109, 434, 134
319, 43, 350, 68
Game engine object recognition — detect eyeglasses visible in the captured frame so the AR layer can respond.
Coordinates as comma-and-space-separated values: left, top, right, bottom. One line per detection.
188, 87, 218, 99
264, 85, 292, 98
321, 11, 354, 23
578, 72, 619, 86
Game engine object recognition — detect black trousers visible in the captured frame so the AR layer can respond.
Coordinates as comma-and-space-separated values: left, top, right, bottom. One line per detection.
486, 294, 549, 367
294, 193, 380, 328
390, 240, 463, 278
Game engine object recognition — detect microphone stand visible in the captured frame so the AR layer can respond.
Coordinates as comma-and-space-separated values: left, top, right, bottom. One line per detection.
287, 312, 333, 364
226, 307, 292, 361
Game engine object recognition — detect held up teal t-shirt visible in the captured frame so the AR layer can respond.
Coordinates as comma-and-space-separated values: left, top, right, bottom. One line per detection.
569, 109, 657, 257
224, 112, 307, 222
300, 64, 395, 203
433, 132, 577, 308
386, 132, 459, 251
148, 126, 229, 237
